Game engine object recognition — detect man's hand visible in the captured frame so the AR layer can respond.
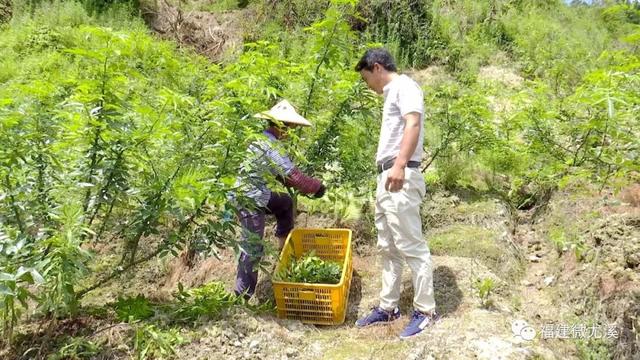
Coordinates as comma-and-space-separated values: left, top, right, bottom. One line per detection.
385, 165, 405, 192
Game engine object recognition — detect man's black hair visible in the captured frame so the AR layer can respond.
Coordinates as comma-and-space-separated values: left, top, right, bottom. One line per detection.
355, 48, 398, 72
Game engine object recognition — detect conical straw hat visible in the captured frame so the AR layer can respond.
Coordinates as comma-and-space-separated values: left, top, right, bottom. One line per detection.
254, 100, 312, 127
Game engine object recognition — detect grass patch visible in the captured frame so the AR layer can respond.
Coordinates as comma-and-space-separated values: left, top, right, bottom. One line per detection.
313, 331, 410, 360
165, 0, 252, 13
428, 225, 502, 261
427, 224, 523, 281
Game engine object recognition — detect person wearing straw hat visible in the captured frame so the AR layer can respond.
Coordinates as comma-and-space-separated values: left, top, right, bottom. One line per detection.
354, 48, 439, 339
233, 99, 326, 300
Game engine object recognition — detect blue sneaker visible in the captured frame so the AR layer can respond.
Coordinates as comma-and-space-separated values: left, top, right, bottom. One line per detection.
399, 310, 440, 339
355, 306, 400, 327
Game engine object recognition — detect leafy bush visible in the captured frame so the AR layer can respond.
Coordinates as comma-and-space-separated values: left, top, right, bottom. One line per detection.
600, 4, 640, 33
359, 0, 444, 68
84, 0, 139, 13
501, 4, 613, 92
576, 336, 613, 360
48, 337, 101, 360
473, 277, 496, 309
422, 82, 497, 189
170, 282, 241, 324
113, 295, 155, 323
133, 324, 185, 360
0, 2, 244, 337
0, 231, 44, 345
429, 0, 509, 76
275, 251, 342, 284
257, 0, 331, 29
421, 21, 639, 206
0, 0, 381, 339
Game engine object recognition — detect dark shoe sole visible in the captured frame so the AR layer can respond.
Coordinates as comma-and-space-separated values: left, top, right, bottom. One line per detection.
398, 315, 441, 340
355, 316, 401, 328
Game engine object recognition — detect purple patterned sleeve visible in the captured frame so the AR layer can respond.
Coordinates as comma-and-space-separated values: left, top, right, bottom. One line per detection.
249, 133, 322, 195
264, 143, 295, 176
249, 137, 295, 178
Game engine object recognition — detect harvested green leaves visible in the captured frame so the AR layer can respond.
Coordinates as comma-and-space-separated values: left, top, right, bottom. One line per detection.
274, 251, 342, 284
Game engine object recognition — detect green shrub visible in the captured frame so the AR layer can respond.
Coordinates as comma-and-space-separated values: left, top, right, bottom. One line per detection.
113, 295, 155, 322
0, 231, 44, 345
257, 0, 330, 28
47, 337, 100, 360
360, 0, 444, 68
133, 324, 185, 360
170, 282, 241, 324
501, 5, 612, 92
0, 2, 242, 335
48, 337, 101, 360
473, 277, 496, 309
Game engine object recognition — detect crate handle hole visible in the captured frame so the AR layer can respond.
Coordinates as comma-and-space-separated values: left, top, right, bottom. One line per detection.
299, 290, 316, 301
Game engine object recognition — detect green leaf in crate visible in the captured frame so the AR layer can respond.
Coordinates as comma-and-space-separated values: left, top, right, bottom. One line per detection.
274, 250, 342, 284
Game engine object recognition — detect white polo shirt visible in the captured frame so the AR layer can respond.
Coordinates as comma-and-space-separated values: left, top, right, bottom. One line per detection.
376, 75, 424, 164
376, 74, 425, 165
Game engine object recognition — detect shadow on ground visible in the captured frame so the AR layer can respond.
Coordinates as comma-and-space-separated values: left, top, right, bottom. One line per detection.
399, 265, 463, 317
345, 270, 363, 324
255, 274, 275, 304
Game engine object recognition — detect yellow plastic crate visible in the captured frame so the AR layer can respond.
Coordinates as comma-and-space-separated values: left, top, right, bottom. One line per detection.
272, 228, 353, 325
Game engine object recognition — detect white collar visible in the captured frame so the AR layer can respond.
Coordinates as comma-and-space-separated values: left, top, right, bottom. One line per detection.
383, 74, 403, 95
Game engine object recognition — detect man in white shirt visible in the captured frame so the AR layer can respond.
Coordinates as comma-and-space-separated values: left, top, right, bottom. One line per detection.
354, 48, 439, 339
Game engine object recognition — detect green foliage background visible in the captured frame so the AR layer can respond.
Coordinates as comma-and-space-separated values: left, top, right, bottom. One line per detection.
0, 0, 638, 357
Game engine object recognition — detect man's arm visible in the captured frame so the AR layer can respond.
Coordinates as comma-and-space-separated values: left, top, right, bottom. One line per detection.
386, 112, 421, 192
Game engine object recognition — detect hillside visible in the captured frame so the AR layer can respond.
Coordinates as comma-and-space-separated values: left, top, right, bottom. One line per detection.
0, 0, 638, 359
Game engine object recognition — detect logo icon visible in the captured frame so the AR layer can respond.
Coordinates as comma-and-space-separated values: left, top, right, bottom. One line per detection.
512, 319, 536, 341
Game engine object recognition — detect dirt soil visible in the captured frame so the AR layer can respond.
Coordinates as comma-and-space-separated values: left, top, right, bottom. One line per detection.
0, 0, 11, 23
142, 1, 253, 62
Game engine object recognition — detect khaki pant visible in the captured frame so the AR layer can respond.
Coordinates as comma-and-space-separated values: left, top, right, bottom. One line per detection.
375, 167, 436, 313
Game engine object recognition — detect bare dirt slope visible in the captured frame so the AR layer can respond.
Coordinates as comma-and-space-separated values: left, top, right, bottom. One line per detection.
142, 1, 252, 62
